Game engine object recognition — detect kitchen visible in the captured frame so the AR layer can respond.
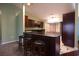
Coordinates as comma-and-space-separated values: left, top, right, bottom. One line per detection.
22, 3, 76, 56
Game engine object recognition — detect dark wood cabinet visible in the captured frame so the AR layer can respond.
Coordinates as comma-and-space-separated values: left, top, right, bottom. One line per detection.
62, 12, 75, 47
34, 21, 43, 28
25, 16, 29, 27
25, 16, 34, 27
28, 19, 34, 27
23, 32, 60, 56
25, 16, 44, 28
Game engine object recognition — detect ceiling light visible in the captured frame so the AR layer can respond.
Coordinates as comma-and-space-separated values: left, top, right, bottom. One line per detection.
47, 15, 62, 23
47, 18, 61, 23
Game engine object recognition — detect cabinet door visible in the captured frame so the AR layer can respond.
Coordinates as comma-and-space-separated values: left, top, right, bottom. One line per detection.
25, 16, 34, 27
62, 12, 75, 47
25, 16, 29, 27
28, 19, 34, 27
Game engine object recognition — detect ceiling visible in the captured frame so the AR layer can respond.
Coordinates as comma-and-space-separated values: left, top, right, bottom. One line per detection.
26, 3, 75, 21
14, 3, 75, 21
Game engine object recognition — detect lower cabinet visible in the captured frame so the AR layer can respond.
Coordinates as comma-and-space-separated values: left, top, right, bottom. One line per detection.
23, 33, 60, 56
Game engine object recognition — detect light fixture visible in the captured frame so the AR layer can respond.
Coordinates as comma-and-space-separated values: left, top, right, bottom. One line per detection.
47, 15, 62, 23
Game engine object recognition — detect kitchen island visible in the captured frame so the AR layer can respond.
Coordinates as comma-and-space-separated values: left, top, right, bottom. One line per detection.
23, 32, 60, 56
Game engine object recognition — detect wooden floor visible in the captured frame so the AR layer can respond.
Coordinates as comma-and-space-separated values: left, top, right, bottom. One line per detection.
0, 42, 79, 56
0, 42, 24, 56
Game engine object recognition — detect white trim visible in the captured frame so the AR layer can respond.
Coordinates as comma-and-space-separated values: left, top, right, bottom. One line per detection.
1, 40, 19, 45
75, 3, 78, 50
23, 4, 25, 32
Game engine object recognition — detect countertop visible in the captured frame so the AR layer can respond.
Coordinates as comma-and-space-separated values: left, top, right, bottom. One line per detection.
25, 27, 45, 31
24, 32, 61, 37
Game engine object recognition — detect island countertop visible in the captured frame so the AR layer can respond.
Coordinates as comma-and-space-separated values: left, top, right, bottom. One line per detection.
24, 32, 61, 37
23, 32, 60, 56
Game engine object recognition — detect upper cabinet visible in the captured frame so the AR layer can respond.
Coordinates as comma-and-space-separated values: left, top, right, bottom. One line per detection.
25, 16, 44, 28
25, 16, 29, 27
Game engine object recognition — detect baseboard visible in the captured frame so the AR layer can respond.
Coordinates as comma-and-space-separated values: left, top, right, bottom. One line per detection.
1, 40, 19, 45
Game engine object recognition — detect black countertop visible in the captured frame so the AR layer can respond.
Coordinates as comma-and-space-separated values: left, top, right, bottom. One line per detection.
24, 32, 61, 37
23, 32, 60, 56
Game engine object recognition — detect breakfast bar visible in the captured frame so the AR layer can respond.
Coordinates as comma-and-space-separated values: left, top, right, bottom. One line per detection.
23, 32, 60, 56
